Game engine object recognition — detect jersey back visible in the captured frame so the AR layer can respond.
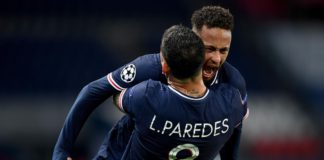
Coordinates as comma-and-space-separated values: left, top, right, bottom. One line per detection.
119, 80, 245, 160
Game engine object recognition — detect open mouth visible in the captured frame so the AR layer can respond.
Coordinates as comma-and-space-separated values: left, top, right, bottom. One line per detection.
203, 66, 217, 80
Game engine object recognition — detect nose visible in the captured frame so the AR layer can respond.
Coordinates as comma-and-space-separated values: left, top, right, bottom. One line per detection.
211, 51, 221, 64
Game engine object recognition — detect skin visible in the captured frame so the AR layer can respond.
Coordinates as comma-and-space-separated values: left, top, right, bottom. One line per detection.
193, 25, 232, 83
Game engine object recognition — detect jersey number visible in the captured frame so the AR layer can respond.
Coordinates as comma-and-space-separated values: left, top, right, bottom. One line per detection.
169, 143, 199, 160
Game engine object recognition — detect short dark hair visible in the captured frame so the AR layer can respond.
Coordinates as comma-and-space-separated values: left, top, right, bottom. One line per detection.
161, 25, 205, 79
191, 6, 234, 31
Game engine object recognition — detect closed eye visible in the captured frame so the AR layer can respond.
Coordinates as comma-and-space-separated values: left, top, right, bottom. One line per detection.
219, 48, 229, 54
205, 46, 216, 53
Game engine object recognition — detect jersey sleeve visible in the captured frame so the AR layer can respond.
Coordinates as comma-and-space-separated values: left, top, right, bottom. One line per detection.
218, 63, 249, 160
232, 89, 248, 127
107, 53, 164, 91
53, 76, 118, 160
53, 54, 163, 160
118, 81, 150, 116
222, 62, 248, 107
219, 88, 248, 160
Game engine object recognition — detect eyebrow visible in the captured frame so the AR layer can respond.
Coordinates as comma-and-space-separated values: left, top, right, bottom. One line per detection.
219, 47, 229, 51
205, 45, 229, 51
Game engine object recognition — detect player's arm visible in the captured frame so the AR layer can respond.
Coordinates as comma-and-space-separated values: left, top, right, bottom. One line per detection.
53, 54, 162, 160
219, 88, 249, 160
113, 81, 149, 115
53, 76, 118, 160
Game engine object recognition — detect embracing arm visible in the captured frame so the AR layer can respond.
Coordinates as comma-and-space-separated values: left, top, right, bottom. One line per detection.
53, 76, 118, 160
52, 54, 163, 160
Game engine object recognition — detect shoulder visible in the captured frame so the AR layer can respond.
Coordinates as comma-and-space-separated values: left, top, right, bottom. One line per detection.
210, 83, 243, 110
221, 62, 246, 86
131, 79, 165, 96
212, 83, 245, 118
144, 79, 166, 95
125, 80, 166, 111
214, 83, 241, 102
219, 62, 247, 97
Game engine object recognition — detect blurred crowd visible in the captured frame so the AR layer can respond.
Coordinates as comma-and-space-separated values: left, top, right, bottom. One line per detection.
0, 0, 323, 159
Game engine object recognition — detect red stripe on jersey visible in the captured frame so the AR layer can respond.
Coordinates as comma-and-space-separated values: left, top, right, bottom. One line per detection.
119, 89, 127, 112
107, 73, 124, 91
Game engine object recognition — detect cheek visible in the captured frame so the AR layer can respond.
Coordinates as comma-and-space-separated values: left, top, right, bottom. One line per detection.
204, 54, 210, 62
204, 53, 214, 60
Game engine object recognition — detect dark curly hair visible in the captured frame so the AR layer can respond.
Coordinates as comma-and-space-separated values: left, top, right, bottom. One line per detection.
191, 6, 234, 31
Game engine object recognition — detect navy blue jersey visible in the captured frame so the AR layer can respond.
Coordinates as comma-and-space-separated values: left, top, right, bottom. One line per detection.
53, 53, 248, 160
94, 53, 248, 160
117, 80, 246, 160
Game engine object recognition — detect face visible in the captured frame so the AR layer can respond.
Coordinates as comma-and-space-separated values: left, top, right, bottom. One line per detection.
194, 25, 232, 82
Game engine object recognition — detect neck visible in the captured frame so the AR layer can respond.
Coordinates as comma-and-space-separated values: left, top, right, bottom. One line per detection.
168, 73, 207, 98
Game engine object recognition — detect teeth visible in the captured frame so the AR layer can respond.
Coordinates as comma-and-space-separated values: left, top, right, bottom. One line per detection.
204, 66, 213, 71
203, 69, 213, 75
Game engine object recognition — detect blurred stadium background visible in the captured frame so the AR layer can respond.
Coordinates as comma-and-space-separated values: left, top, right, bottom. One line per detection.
0, 0, 323, 159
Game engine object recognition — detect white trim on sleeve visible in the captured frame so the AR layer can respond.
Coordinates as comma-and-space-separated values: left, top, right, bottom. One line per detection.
118, 89, 127, 112
107, 73, 126, 91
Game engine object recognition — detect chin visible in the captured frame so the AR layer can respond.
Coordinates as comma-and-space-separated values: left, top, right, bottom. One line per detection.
203, 76, 213, 83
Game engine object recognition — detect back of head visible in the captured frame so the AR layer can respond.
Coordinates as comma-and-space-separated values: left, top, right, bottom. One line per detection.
191, 6, 234, 32
161, 25, 205, 79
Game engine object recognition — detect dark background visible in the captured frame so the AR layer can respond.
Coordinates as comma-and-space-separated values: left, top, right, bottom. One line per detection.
0, 0, 323, 159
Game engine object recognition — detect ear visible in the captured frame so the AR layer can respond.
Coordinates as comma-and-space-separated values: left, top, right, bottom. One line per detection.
161, 61, 169, 76
160, 51, 170, 76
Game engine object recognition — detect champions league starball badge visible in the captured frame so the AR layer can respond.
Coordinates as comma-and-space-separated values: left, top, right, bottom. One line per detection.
120, 64, 136, 83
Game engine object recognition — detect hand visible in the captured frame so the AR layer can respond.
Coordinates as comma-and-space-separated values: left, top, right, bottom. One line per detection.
67, 157, 72, 160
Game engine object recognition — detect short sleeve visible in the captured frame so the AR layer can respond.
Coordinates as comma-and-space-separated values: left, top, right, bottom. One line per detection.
222, 62, 248, 107
232, 89, 248, 127
118, 81, 149, 116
